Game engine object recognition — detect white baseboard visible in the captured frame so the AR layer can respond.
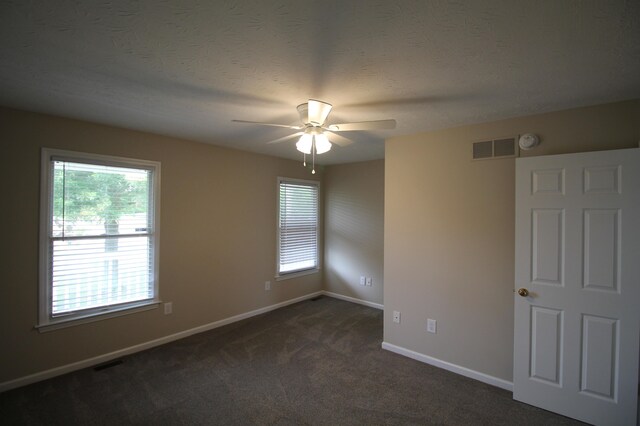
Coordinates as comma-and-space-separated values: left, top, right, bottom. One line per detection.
381, 341, 513, 392
322, 291, 383, 310
0, 291, 323, 393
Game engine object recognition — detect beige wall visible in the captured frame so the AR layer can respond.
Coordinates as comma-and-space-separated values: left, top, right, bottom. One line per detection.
384, 100, 640, 382
324, 160, 384, 305
0, 107, 323, 384
3, 99, 638, 387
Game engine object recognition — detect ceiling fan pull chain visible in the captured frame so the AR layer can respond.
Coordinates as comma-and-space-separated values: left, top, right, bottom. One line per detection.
303, 152, 306, 167
312, 139, 316, 174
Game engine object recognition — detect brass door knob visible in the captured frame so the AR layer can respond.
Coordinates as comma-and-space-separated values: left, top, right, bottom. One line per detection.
517, 288, 529, 297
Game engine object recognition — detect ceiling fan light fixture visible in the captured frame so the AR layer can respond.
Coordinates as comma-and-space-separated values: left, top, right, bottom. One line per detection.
233, 98, 395, 173
296, 133, 313, 154
314, 133, 332, 154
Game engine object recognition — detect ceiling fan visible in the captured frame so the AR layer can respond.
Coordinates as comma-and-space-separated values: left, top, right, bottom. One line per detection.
232, 99, 396, 173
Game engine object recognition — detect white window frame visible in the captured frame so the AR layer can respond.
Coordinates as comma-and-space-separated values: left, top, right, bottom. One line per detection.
38, 148, 161, 331
276, 177, 320, 280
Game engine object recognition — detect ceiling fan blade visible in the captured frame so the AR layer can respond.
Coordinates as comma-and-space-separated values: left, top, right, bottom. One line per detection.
266, 132, 303, 144
327, 119, 396, 131
325, 131, 353, 147
232, 119, 303, 130
308, 99, 333, 126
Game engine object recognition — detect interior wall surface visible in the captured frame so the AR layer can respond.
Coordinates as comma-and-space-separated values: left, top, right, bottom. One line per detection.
324, 160, 384, 305
383, 100, 639, 381
0, 107, 323, 384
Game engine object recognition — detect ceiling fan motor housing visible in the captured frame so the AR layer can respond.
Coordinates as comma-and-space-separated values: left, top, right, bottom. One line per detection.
297, 99, 334, 126
297, 103, 309, 124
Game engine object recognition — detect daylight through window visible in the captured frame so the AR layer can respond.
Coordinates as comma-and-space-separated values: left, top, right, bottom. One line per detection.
277, 178, 319, 277
40, 149, 160, 328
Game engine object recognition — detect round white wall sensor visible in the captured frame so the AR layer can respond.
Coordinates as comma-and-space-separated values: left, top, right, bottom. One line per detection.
518, 133, 539, 150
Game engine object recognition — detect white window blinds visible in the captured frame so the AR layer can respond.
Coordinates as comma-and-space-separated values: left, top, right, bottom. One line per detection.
278, 179, 319, 275
40, 149, 160, 328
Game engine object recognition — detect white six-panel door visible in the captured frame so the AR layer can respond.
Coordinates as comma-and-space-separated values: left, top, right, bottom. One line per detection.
514, 148, 640, 425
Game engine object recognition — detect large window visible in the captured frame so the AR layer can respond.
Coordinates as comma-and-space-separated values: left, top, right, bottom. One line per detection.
39, 148, 160, 330
277, 177, 319, 278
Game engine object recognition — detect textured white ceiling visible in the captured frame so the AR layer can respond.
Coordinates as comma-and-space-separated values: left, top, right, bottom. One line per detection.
1, 0, 639, 164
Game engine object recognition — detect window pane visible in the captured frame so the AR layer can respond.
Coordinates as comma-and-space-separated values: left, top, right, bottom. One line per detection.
43, 153, 158, 322
51, 236, 153, 315
52, 161, 150, 238
279, 181, 318, 274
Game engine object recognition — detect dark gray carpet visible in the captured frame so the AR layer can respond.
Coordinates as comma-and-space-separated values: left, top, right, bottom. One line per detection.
1, 296, 584, 425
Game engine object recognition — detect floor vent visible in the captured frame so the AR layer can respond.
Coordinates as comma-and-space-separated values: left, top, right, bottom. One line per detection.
93, 359, 123, 371
472, 137, 518, 160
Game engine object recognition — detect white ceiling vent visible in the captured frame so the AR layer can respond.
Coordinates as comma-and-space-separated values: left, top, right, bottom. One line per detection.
472, 137, 518, 160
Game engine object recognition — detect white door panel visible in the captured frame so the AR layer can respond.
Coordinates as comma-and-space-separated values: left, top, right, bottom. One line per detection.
514, 148, 640, 426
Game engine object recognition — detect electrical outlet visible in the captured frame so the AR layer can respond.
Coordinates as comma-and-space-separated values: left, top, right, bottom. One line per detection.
366, 277, 372, 286
360, 276, 366, 286
427, 318, 436, 334
164, 302, 172, 315
265, 281, 271, 291
393, 311, 401, 324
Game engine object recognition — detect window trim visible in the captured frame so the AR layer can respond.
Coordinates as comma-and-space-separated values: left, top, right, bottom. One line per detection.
38, 148, 161, 332
275, 177, 320, 280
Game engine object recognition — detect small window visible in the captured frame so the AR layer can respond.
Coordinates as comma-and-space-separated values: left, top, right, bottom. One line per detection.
39, 148, 160, 330
277, 177, 319, 278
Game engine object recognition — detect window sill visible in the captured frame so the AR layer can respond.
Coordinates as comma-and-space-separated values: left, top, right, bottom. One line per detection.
275, 268, 320, 281
35, 301, 160, 333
